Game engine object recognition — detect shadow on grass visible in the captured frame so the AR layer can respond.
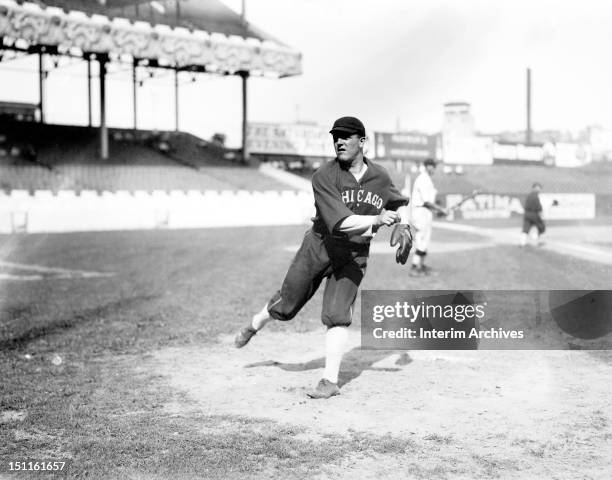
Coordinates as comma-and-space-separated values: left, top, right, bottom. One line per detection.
244, 348, 412, 387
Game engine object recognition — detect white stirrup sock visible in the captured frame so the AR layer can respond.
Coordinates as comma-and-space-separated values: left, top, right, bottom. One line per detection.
323, 326, 348, 384
520, 233, 528, 246
251, 304, 272, 331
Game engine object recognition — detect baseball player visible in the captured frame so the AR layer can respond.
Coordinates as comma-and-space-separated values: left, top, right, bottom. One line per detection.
520, 182, 545, 247
409, 158, 448, 276
234, 116, 412, 399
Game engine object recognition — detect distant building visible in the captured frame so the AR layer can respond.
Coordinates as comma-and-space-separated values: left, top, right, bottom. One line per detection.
443, 102, 475, 138
587, 126, 612, 161
441, 102, 492, 165
373, 131, 437, 162
491, 130, 573, 144
0, 102, 39, 122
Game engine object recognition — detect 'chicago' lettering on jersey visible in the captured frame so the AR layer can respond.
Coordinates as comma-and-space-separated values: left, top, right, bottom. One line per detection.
341, 188, 383, 210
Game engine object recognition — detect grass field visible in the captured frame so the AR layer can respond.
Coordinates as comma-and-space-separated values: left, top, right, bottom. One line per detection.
1, 220, 611, 479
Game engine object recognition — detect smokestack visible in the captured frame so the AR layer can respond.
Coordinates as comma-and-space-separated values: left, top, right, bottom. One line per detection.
526, 67, 532, 144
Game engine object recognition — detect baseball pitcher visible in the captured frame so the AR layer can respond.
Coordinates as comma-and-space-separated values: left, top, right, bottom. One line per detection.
234, 116, 412, 399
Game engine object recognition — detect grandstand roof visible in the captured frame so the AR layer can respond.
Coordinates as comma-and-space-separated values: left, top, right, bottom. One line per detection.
30, 0, 281, 44
0, 0, 302, 76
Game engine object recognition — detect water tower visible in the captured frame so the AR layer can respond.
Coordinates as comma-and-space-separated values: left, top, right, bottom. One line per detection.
443, 102, 475, 138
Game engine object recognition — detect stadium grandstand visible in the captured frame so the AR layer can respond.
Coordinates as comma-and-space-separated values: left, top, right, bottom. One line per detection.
386, 162, 612, 197
1, 1, 611, 231
0, 0, 302, 194
0, 119, 296, 192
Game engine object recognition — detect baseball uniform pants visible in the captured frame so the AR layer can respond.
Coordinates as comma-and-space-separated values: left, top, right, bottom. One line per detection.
522, 211, 546, 234
412, 206, 433, 253
267, 228, 367, 327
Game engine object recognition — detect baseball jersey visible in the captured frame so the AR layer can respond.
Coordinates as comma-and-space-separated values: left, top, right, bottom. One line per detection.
524, 191, 543, 213
311, 158, 409, 247
411, 170, 436, 229
411, 170, 436, 208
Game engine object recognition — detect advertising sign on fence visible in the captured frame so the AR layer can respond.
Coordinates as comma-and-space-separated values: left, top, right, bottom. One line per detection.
444, 192, 596, 220
374, 132, 436, 161
442, 136, 493, 165
247, 122, 335, 157
540, 193, 595, 219
492, 142, 544, 163
553, 143, 592, 168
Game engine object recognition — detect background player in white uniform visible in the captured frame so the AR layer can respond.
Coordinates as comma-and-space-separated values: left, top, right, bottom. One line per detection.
410, 158, 448, 275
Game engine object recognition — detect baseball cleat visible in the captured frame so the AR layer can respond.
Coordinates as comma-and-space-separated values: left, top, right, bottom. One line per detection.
306, 379, 340, 399
234, 326, 258, 348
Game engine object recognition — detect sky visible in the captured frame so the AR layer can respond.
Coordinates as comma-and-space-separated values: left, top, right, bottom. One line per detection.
1, 0, 612, 146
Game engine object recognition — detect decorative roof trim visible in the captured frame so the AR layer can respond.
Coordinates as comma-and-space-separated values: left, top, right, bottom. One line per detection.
0, 0, 302, 77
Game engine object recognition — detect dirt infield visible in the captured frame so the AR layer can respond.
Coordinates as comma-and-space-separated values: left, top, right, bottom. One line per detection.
150, 329, 612, 479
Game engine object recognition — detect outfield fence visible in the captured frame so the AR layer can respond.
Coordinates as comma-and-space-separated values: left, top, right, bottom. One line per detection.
0, 189, 607, 233
0, 190, 316, 233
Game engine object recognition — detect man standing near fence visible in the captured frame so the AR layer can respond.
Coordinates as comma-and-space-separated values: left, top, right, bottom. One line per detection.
520, 182, 546, 247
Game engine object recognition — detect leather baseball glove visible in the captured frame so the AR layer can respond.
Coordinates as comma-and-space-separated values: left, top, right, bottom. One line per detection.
390, 223, 413, 265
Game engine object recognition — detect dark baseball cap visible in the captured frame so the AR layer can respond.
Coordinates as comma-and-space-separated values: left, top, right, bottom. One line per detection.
329, 116, 366, 137
424, 158, 437, 167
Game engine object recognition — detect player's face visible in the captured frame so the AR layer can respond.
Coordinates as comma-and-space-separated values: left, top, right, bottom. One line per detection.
425, 164, 436, 175
333, 132, 364, 163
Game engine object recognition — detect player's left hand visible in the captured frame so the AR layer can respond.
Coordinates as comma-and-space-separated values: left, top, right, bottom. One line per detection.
390, 223, 413, 265
376, 209, 401, 227
436, 207, 450, 217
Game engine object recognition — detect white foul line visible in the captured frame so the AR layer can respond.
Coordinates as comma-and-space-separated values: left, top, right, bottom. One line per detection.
0, 260, 114, 280
286, 222, 612, 266
434, 221, 612, 266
